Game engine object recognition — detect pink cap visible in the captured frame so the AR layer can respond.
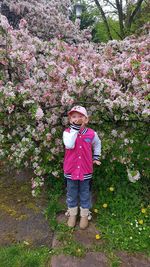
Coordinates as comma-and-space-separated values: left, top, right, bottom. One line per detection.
68, 106, 88, 118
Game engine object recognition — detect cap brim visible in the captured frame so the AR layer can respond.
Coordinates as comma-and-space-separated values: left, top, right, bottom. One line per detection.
67, 110, 88, 118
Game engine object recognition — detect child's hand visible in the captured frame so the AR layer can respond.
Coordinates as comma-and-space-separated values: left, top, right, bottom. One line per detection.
93, 160, 101, 165
70, 118, 83, 125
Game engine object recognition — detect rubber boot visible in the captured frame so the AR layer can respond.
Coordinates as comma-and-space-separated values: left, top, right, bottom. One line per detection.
79, 207, 90, 230
66, 207, 78, 228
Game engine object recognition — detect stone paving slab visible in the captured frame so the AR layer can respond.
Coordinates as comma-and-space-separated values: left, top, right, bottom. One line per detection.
53, 213, 103, 249
0, 210, 53, 247
74, 222, 102, 248
117, 252, 150, 267
51, 252, 108, 267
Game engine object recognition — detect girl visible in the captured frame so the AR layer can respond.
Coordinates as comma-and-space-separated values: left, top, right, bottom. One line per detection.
63, 106, 101, 229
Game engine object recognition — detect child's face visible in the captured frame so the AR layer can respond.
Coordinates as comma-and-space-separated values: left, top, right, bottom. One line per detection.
69, 112, 88, 126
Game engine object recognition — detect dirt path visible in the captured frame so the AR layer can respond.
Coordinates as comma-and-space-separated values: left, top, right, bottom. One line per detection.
0, 166, 53, 247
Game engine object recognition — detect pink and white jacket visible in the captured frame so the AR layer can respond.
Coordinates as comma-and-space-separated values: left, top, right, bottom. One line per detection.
63, 124, 101, 181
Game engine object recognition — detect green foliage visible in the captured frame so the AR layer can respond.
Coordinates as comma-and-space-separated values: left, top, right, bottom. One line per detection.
92, 19, 120, 43
80, 6, 96, 30
93, 160, 150, 253
93, 121, 150, 184
128, 2, 150, 35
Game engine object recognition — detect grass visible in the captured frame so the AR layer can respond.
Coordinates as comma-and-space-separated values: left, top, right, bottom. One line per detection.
93, 161, 150, 255
44, 161, 150, 258
0, 245, 51, 267
54, 223, 86, 257
0, 162, 149, 267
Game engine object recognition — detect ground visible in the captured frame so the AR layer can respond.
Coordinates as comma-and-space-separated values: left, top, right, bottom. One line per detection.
0, 166, 150, 267
0, 166, 53, 247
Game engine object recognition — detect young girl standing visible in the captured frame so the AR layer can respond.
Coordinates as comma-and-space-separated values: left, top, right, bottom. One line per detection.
63, 106, 101, 229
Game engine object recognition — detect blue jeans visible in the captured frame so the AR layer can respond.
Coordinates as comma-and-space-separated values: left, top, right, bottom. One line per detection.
66, 179, 92, 209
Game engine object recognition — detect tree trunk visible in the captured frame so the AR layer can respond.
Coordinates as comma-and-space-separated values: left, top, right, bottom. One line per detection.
126, 0, 144, 30
94, 0, 113, 40
116, 0, 125, 38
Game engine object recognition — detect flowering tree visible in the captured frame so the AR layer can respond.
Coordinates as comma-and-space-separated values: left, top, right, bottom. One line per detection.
0, 12, 149, 195
0, 0, 92, 42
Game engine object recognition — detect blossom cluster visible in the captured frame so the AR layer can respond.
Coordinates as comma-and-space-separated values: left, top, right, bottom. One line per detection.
0, 13, 149, 194
0, 0, 91, 42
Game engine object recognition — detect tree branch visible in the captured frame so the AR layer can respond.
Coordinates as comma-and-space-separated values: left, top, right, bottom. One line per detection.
103, 0, 117, 10
127, 0, 144, 30
115, 0, 125, 37
111, 25, 123, 39
94, 0, 113, 40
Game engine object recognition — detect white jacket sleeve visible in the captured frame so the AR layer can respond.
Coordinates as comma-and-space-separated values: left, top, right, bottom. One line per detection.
63, 129, 79, 149
92, 132, 101, 160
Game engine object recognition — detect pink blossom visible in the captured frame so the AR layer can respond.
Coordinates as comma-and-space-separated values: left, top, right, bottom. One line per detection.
19, 19, 28, 29
0, 15, 12, 31
7, 105, 15, 114
46, 133, 52, 141
35, 107, 44, 120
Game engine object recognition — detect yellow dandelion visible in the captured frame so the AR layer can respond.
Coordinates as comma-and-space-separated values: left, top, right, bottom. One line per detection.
77, 248, 81, 253
103, 203, 108, 208
95, 234, 101, 240
141, 208, 146, 214
94, 208, 98, 213
138, 219, 144, 224
109, 186, 114, 192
